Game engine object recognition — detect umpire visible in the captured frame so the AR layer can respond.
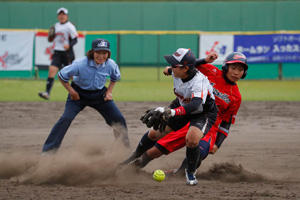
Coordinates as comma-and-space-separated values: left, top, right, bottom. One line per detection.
42, 38, 130, 152
39, 7, 78, 100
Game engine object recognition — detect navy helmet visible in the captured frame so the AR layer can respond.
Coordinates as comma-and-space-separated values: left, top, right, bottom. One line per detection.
92, 39, 111, 58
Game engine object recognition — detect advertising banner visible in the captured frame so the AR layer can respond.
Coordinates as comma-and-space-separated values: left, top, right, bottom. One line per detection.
0, 31, 34, 71
234, 34, 300, 63
199, 34, 234, 65
35, 32, 85, 66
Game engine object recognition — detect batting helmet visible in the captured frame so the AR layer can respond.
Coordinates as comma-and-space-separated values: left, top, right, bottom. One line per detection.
222, 52, 248, 79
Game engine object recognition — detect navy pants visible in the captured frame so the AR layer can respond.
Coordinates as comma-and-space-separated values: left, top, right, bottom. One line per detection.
42, 95, 129, 152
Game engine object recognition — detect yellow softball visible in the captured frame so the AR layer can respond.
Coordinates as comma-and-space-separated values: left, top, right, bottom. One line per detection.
153, 169, 165, 182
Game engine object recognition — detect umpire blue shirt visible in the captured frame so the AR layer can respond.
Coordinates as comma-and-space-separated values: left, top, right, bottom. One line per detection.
58, 57, 121, 90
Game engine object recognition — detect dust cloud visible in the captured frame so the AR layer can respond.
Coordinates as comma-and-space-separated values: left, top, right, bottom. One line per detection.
0, 139, 267, 186
0, 135, 148, 186
198, 162, 266, 182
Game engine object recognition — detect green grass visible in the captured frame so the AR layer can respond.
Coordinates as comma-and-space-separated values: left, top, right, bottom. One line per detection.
238, 80, 300, 101
1, 67, 300, 102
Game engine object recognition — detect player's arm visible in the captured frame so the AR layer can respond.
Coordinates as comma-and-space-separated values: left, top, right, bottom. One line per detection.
69, 37, 78, 48
65, 23, 78, 50
58, 76, 80, 100
162, 97, 203, 119
104, 80, 116, 101
57, 63, 80, 100
214, 95, 242, 153
195, 52, 218, 66
105, 61, 121, 101
214, 118, 232, 151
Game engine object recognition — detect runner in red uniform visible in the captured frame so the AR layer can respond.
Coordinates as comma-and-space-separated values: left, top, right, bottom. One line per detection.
132, 52, 248, 174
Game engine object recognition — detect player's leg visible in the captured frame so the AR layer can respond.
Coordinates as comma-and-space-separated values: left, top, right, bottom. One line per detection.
185, 126, 203, 185
171, 137, 211, 175
91, 100, 130, 148
135, 123, 189, 168
42, 96, 85, 152
121, 116, 184, 165
47, 65, 59, 92
184, 109, 217, 185
66, 49, 75, 64
120, 129, 159, 165
38, 51, 61, 100
132, 146, 163, 168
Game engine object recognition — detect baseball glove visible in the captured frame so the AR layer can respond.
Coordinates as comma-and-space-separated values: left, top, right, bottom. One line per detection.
140, 108, 163, 131
158, 117, 168, 133
48, 26, 55, 42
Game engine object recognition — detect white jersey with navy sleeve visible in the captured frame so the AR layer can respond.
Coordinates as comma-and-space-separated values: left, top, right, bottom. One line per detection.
53, 21, 78, 51
173, 71, 215, 106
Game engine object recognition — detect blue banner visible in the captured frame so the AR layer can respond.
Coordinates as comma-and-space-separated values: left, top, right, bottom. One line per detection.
234, 34, 300, 63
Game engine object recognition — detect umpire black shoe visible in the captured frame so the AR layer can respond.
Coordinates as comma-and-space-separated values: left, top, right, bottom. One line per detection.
38, 92, 49, 100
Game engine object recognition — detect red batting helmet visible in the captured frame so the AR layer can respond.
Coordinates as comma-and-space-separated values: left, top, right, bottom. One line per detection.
222, 52, 248, 79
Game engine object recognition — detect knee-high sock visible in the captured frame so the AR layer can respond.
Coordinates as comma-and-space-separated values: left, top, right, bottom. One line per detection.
186, 146, 200, 173
134, 131, 156, 157
134, 153, 153, 168
121, 131, 156, 165
46, 77, 54, 94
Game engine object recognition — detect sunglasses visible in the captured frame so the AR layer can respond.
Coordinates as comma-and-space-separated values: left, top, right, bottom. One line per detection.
171, 64, 184, 68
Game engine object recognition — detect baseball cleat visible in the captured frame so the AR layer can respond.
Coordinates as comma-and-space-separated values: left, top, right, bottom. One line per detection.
38, 92, 49, 100
185, 169, 198, 186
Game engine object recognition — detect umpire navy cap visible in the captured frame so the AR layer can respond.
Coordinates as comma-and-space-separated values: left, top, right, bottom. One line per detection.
57, 7, 68, 15
92, 39, 111, 52
164, 48, 196, 67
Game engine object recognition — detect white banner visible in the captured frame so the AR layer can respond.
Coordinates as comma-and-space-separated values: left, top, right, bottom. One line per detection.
35, 32, 85, 66
199, 34, 234, 65
0, 31, 34, 71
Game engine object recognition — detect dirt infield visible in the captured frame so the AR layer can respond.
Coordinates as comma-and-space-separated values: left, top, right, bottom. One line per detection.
0, 101, 300, 200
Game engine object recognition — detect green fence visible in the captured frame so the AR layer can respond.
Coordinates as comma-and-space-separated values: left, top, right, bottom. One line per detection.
1, 1, 300, 31
1, 31, 300, 80
1, 1, 300, 79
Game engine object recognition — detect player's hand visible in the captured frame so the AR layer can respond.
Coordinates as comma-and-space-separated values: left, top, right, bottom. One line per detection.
70, 89, 80, 100
162, 108, 175, 121
104, 91, 113, 101
205, 52, 218, 63
163, 66, 171, 76
64, 44, 70, 50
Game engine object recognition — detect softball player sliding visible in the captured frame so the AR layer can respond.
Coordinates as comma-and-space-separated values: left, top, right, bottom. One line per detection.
39, 7, 78, 100
128, 52, 248, 181
42, 39, 130, 152
122, 48, 218, 186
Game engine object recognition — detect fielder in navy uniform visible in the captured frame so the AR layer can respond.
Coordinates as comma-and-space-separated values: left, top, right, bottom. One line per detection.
122, 48, 218, 185
42, 38, 130, 152
39, 7, 78, 100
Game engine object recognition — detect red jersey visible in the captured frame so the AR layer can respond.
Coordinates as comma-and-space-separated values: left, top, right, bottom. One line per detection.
197, 64, 241, 126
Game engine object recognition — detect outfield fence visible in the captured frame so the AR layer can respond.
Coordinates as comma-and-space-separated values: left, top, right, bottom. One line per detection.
1, 29, 300, 80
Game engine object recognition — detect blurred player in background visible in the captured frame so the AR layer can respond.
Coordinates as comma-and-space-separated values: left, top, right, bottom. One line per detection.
129, 52, 248, 179
42, 39, 130, 152
122, 48, 218, 186
39, 7, 78, 100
